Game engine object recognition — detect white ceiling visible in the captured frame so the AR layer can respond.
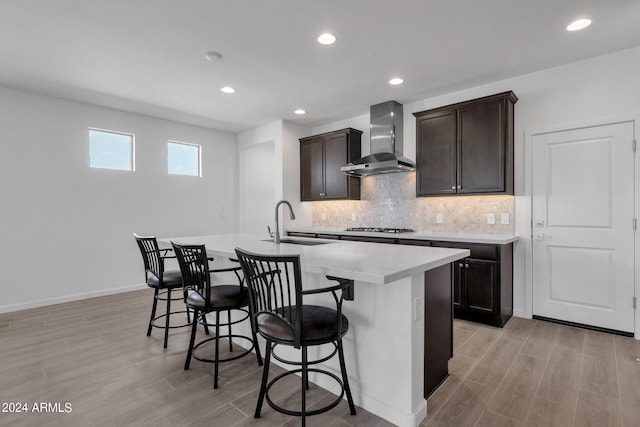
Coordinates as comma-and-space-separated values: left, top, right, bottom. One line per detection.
2, 0, 640, 133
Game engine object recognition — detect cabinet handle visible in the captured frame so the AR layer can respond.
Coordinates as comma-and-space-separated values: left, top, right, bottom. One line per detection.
465, 264, 469, 268
451, 186, 456, 190
457, 185, 461, 190
320, 192, 325, 197
458, 263, 464, 268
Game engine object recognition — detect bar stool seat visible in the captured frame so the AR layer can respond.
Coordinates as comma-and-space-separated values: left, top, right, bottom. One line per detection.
186, 285, 250, 309
258, 305, 349, 345
147, 270, 182, 287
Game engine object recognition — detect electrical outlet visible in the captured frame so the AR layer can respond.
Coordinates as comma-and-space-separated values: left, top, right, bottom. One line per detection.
501, 213, 509, 225
321, 212, 327, 221
351, 213, 357, 222
436, 213, 443, 224
487, 213, 495, 225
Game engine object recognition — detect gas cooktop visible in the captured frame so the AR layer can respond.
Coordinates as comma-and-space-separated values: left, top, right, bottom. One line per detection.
344, 227, 415, 234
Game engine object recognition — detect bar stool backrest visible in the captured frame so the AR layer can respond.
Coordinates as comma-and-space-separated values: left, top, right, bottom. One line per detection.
134, 234, 165, 285
171, 242, 213, 309
234, 248, 303, 349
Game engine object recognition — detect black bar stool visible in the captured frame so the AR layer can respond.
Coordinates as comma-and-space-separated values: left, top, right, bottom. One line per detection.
234, 247, 356, 426
134, 234, 192, 349
172, 241, 262, 389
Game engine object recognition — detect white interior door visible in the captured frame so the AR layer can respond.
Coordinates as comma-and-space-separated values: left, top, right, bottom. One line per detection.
532, 121, 635, 333
238, 141, 276, 234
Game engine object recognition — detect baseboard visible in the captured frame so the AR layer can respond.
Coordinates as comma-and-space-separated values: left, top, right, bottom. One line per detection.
0, 283, 148, 314
512, 309, 530, 319
532, 315, 634, 338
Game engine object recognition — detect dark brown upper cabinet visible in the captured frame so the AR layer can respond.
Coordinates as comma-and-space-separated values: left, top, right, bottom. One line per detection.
413, 91, 517, 196
300, 128, 362, 201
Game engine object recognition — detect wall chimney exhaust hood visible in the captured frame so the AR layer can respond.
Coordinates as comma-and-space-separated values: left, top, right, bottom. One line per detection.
341, 100, 415, 177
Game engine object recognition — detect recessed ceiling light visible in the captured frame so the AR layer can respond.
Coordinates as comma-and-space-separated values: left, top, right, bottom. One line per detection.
220, 86, 235, 94
205, 51, 222, 62
317, 33, 336, 45
567, 18, 591, 31
294, 109, 306, 115
389, 78, 404, 85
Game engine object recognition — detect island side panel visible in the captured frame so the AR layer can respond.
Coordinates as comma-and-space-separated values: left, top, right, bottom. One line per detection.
291, 272, 427, 427
424, 263, 453, 398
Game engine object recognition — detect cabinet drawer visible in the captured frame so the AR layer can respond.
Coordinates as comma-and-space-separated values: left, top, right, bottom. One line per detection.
316, 233, 341, 240
432, 241, 497, 261
341, 235, 397, 244
397, 239, 431, 246
467, 245, 498, 260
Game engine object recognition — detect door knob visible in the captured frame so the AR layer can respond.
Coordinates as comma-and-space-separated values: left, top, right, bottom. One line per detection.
535, 233, 544, 241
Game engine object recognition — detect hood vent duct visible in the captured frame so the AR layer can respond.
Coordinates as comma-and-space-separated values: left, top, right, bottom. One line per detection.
341, 100, 416, 177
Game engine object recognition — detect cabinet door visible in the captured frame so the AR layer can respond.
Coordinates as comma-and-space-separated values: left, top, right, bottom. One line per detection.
300, 137, 324, 201
458, 99, 505, 193
323, 132, 349, 199
464, 258, 497, 313
416, 111, 457, 196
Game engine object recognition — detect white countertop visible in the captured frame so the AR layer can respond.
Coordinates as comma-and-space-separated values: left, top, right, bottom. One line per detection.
286, 227, 519, 245
159, 233, 469, 285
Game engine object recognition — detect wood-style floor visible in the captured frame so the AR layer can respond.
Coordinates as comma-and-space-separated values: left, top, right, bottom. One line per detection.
1, 290, 639, 426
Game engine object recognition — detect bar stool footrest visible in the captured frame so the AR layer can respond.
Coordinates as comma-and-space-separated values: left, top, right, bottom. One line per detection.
192, 335, 255, 364
264, 368, 345, 417
150, 310, 192, 329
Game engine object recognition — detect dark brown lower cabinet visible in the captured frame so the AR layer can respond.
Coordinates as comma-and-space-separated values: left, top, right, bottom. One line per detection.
433, 241, 512, 327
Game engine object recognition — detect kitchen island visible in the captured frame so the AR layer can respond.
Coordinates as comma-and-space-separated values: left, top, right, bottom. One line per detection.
160, 234, 468, 427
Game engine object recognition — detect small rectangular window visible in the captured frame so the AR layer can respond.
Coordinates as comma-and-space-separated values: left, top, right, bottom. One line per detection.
168, 141, 201, 177
89, 128, 134, 171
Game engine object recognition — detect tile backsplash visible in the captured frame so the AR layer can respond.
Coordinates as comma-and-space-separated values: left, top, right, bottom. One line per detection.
312, 172, 514, 234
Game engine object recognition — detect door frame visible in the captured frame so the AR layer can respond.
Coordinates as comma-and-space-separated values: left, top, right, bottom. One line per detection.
523, 115, 638, 338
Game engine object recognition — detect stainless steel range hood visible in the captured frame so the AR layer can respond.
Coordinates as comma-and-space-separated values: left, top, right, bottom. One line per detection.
341, 100, 416, 177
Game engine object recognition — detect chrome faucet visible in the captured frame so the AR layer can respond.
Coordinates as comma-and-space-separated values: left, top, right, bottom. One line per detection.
274, 200, 296, 244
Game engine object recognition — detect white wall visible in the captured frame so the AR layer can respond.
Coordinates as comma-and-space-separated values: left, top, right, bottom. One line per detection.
299, 46, 640, 323
0, 86, 237, 312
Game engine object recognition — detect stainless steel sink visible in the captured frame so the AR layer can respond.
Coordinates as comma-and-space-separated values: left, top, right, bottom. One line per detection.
262, 239, 332, 246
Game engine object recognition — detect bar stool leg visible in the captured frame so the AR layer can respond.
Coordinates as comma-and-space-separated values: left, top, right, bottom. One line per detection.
228, 309, 233, 352
185, 309, 199, 370
164, 289, 172, 349
147, 288, 159, 336
202, 313, 210, 335
301, 346, 308, 426
214, 311, 220, 389
255, 341, 271, 418
337, 338, 356, 415
250, 316, 263, 366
